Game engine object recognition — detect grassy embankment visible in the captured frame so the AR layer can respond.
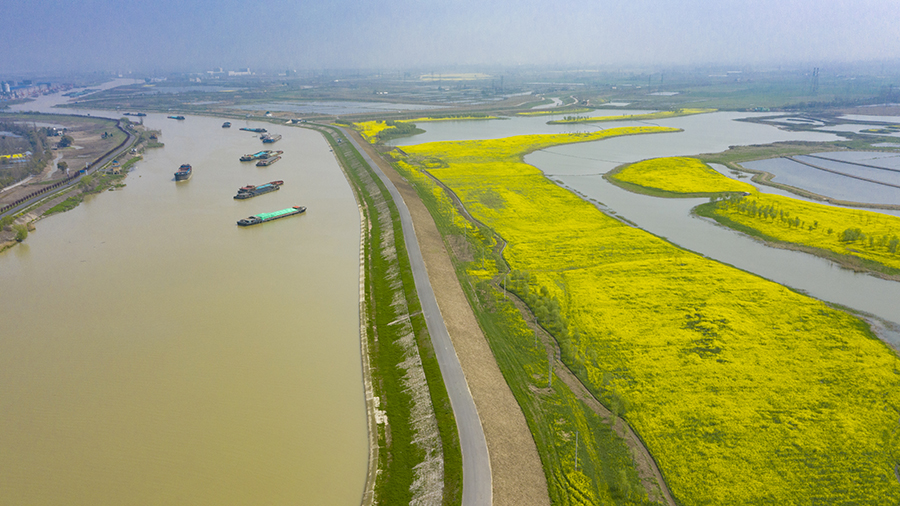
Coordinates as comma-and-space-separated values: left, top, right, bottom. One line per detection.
306, 123, 462, 506
608, 156, 900, 278
42, 155, 142, 216
546, 108, 715, 125
381, 127, 682, 505
388, 131, 900, 505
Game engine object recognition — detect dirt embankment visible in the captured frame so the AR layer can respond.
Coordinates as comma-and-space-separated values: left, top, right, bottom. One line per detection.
348, 130, 550, 506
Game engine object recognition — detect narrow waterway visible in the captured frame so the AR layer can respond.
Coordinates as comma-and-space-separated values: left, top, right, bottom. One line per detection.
0, 110, 367, 505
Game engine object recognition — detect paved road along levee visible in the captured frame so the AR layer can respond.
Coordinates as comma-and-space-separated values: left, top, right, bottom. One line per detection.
339, 127, 493, 506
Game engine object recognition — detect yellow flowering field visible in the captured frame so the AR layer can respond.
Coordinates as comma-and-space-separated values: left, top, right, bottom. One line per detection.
354, 120, 393, 142
406, 115, 498, 122
706, 193, 900, 272
547, 108, 715, 124
610, 156, 900, 273
517, 108, 593, 116
399, 134, 900, 505
609, 157, 756, 195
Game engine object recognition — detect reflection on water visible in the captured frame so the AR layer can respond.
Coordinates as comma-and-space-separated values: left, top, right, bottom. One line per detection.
0, 113, 367, 505
743, 153, 900, 206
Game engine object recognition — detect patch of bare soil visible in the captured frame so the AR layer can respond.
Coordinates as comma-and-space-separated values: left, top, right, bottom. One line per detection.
349, 130, 550, 506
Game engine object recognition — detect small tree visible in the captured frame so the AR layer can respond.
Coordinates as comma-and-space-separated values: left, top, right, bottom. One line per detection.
58, 160, 68, 171
13, 224, 28, 242
79, 174, 94, 190
57, 135, 74, 148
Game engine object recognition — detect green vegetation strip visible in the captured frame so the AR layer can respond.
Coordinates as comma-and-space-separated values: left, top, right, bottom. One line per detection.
309, 124, 462, 506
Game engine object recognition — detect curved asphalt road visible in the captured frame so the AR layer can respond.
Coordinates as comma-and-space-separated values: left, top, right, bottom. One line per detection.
339, 127, 492, 506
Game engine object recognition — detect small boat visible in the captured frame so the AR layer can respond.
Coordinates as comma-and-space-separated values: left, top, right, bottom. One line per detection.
174, 164, 192, 181
168, 115, 186, 120
222, 122, 232, 128
237, 206, 306, 226
256, 156, 281, 167
234, 180, 284, 199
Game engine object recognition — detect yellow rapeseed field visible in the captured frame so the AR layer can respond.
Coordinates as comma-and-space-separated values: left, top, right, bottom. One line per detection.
405, 115, 498, 122
547, 108, 715, 124
708, 193, 900, 271
354, 120, 393, 142
398, 136, 900, 505
610, 156, 755, 195
612, 156, 900, 273
517, 108, 593, 116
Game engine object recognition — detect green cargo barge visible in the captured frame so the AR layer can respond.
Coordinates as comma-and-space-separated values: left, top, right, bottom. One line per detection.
236, 206, 306, 226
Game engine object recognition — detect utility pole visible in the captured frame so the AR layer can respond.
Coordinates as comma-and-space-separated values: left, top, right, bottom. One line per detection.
575, 430, 579, 472
548, 348, 553, 388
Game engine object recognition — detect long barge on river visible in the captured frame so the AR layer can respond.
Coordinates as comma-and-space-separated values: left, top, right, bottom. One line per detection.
174, 164, 192, 181
236, 206, 305, 226
240, 127, 267, 133
256, 156, 281, 167
234, 180, 283, 199
240, 150, 282, 162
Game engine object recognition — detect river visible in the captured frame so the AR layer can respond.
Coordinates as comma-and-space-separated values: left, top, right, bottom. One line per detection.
392, 113, 900, 345
1, 96, 367, 504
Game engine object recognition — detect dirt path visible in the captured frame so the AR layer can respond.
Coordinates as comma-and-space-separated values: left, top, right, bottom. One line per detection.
349, 130, 550, 506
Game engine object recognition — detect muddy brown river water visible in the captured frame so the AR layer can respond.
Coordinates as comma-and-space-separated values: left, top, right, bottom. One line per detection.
0, 111, 367, 505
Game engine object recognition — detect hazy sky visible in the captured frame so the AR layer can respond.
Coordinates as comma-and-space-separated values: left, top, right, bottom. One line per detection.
3, 0, 899, 74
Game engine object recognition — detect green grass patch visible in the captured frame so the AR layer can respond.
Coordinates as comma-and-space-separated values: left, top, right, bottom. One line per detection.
312, 124, 462, 506
43, 194, 84, 216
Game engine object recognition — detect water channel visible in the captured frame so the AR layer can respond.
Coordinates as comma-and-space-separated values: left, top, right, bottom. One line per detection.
1, 98, 367, 504
391, 112, 900, 345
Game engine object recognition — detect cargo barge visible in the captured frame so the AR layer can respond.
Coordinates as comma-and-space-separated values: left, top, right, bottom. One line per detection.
261, 133, 282, 143
237, 206, 305, 226
168, 115, 186, 120
240, 127, 267, 133
174, 164, 192, 181
234, 180, 283, 199
240, 150, 282, 162
256, 156, 281, 167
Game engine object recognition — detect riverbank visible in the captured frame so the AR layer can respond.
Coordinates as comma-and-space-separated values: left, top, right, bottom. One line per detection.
347, 127, 550, 506
307, 123, 463, 506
